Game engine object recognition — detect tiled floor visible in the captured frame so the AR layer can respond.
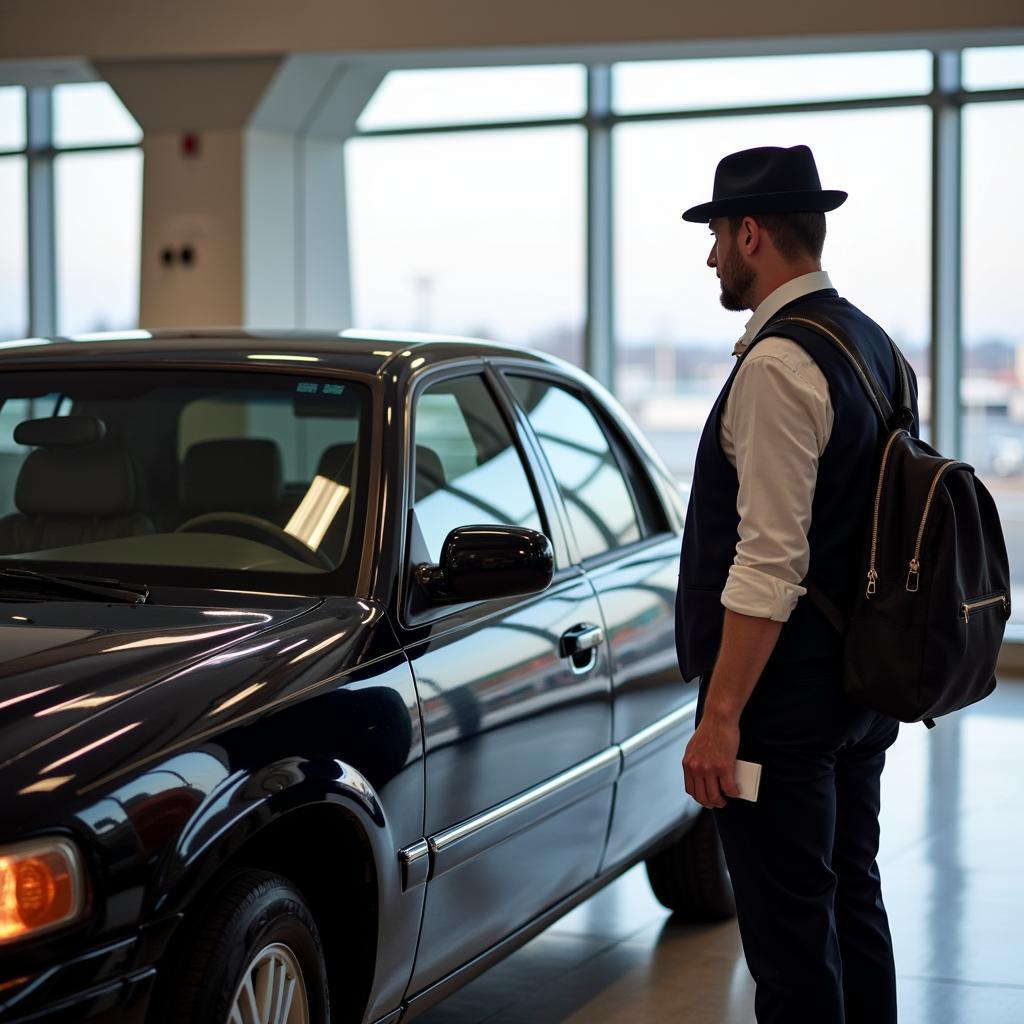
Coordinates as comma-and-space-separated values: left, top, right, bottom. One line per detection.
418, 679, 1024, 1023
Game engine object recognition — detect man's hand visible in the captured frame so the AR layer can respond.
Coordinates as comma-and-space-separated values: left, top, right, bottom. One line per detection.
681, 609, 783, 807
683, 711, 742, 808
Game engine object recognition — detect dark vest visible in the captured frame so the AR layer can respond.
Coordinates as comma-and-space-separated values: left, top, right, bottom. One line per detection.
674, 288, 919, 682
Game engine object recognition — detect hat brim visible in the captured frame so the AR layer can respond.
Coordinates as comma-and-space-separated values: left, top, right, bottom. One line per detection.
681, 189, 848, 223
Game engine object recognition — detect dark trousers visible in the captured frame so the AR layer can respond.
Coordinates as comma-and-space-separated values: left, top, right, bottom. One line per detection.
696, 656, 900, 1024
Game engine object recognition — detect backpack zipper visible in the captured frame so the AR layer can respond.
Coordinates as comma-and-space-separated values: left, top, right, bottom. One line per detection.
905, 460, 959, 592
866, 429, 904, 597
961, 593, 1007, 623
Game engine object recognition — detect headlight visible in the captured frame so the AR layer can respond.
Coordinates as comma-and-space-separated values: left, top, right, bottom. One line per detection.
0, 838, 88, 945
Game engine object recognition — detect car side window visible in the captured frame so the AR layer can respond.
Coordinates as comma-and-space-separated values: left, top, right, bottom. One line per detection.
506, 375, 644, 561
412, 374, 544, 564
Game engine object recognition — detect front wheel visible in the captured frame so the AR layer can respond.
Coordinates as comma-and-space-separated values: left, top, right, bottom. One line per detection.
644, 810, 736, 921
166, 869, 330, 1024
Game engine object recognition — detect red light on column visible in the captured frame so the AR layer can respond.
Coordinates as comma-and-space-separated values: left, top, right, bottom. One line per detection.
181, 133, 200, 157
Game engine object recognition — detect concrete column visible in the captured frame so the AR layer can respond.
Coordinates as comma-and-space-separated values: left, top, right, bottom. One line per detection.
97, 58, 279, 328
97, 55, 381, 331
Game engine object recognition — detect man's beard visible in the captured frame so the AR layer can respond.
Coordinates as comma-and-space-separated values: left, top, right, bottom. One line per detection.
718, 247, 755, 312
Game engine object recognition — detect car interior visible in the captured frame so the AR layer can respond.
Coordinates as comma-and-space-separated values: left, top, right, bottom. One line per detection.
0, 373, 369, 575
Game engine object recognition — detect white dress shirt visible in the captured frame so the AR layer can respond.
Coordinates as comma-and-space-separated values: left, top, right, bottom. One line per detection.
719, 270, 835, 622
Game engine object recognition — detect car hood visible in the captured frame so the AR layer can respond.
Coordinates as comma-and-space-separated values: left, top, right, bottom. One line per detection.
0, 592, 322, 775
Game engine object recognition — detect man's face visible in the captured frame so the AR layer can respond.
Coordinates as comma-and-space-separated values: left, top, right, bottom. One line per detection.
707, 217, 754, 312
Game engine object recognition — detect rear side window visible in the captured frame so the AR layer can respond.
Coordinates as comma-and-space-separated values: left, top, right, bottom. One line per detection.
412, 374, 543, 563
506, 375, 643, 560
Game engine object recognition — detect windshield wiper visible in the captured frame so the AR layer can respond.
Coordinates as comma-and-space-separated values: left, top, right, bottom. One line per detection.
0, 568, 150, 605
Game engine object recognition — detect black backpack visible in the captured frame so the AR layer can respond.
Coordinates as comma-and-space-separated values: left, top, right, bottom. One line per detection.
764, 313, 1011, 729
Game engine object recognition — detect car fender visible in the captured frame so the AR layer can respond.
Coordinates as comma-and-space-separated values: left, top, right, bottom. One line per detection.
141, 751, 425, 1020
150, 754, 389, 913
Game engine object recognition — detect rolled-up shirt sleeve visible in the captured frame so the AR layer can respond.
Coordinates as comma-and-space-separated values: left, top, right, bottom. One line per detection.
719, 337, 832, 622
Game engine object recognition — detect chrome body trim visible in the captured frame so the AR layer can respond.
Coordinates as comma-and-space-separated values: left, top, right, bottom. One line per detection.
430, 746, 621, 853
619, 698, 699, 760
398, 838, 430, 863
400, 701, 700, 876
397, 837, 431, 891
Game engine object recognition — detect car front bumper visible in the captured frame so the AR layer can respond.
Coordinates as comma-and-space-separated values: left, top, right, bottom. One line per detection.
0, 916, 180, 1024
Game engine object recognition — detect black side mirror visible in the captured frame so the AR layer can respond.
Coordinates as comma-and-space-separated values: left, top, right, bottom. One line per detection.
415, 525, 554, 604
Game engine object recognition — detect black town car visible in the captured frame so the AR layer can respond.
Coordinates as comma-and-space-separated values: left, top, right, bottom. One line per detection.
0, 331, 734, 1024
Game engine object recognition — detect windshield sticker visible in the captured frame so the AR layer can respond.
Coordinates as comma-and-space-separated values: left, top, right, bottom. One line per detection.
296, 382, 319, 394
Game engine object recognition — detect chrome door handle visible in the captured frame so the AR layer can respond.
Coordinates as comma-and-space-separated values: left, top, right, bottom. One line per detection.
559, 623, 604, 659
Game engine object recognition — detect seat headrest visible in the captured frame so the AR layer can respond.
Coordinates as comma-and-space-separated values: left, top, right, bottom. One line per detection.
415, 445, 446, 502
180, 439, 283, 513
16, 446, 138, 517
316, 443, 356, 482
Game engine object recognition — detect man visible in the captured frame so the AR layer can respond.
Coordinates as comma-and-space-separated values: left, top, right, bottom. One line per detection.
675, 145, 916, 1024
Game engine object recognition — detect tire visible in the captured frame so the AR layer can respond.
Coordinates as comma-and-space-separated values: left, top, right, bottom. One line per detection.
165, 868, 330, 1024
644, 810, 737, 921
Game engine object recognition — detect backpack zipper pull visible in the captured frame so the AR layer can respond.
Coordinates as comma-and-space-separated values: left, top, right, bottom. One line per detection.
862, 431, 903, 602
906, 559, 920, 592
905, 461, 957, 595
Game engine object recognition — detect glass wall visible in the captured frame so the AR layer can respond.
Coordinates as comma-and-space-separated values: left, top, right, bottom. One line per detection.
0, 86, 25, 150
0, 155, 28, 341
613, 50, 931, 112
357, 64, 586, 129
346, 66, 587, 364
963, 46, 1024, 91
0, 81, 142, 341
347, 127, 585, 361
56, 149, 143, 335
962, 100, 1024, 622
614, 105, 931, 481
0, 87, 27, 341
53, 81, 143, 148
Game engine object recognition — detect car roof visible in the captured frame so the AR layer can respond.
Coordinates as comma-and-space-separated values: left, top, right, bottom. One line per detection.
0, 328, 565, 381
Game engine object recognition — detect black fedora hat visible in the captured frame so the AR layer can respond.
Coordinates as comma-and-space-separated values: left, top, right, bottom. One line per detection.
681, 144, 847, 223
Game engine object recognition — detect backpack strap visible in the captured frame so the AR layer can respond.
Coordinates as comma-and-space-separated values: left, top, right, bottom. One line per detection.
751, 310, 916, 643
803, 579, 848, 634
753, 311, 914, 433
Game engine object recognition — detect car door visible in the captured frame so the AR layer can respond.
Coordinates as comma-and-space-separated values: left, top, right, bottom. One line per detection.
399, 366, 615, 994
501, 368, 700, 872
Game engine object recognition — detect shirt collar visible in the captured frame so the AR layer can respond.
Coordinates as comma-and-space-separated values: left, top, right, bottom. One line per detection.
732, 270, 834, 357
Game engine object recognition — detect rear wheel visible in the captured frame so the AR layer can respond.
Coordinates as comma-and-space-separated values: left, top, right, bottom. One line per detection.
644, 810, 736, 921
167, 868, 330, 1024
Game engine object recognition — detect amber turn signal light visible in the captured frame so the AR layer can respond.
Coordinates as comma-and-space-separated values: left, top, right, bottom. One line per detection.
0, 838, 86, 944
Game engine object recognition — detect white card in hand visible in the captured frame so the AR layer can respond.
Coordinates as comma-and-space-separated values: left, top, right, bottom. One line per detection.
734, 758, 762, 802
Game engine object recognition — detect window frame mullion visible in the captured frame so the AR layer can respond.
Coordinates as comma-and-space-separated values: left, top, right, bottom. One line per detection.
26, 87, 57, 337
929, 50, 963, 457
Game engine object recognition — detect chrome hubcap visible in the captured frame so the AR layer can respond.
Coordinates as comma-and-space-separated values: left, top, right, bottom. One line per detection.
227, 942, 309, 1024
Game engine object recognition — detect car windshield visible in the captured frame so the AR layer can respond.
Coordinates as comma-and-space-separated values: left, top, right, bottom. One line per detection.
0, 368, 372, 589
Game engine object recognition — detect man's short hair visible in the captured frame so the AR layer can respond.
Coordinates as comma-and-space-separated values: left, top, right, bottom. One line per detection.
728, 211, 827, 261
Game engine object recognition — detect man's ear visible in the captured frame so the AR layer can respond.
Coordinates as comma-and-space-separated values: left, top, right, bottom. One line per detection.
743, 217, 760, 254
